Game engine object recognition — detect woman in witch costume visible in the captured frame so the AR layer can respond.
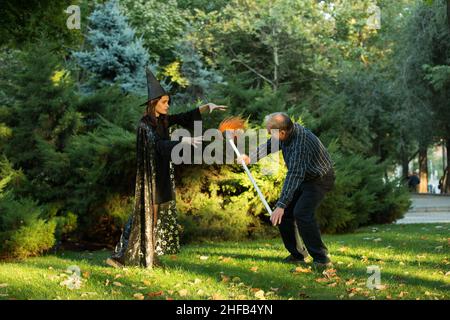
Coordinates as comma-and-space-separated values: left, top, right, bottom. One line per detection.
106, 68, 227, 268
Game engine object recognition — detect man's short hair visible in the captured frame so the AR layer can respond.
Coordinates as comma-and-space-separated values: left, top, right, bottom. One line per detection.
264, 112, 294, 132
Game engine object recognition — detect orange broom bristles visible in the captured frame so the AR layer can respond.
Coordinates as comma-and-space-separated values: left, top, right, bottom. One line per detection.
218, 116, 246, 133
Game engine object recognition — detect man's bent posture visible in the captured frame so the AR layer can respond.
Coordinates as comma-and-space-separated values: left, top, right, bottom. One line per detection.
240, 112, 335, 268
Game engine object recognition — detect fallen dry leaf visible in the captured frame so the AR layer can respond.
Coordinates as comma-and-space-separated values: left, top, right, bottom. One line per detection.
133, 293, 145, 300
147, 291, 164, 297
112, 281, 123, 287
254, 290, 265, 300
374, 284, 387, 290
315, 277, 330, 283
322, 268, 338, 279
293, 266, 312, 274
178, 289, 188, 297
196, 289, 205, 296
218, 256, 232, 263
211, 293, 224, 300
345, 279, 356, 286
250, 266, 258, 272
328, 282, 338, 287
298, 292, 310, 299
80, 292, 97, 297
142, 279, 152, 286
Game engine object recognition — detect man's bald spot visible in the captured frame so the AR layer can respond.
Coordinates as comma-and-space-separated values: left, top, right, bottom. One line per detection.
265, 112, 294, 132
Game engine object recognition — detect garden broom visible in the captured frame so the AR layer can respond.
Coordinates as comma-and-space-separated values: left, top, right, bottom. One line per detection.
218, 117, 308, 258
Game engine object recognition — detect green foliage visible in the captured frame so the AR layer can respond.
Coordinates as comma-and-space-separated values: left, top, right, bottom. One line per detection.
172, 37, 224, 104
5, 219, 57, 260
59, 86, 143, 242
120, 0, 187, 64
175, 138, 411, 241
0, 0, 426, 253
0, 157, 74, 259
176, 157, 286, 242
0, 0, 83, 49
0, 190, 56, 259
393, 0, 450, 145
317, 144, 411, 233
73, 0, 150, 95
0, 43, 82, 203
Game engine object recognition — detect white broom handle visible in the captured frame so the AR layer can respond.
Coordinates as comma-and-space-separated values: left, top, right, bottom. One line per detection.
228, 139, 273, 215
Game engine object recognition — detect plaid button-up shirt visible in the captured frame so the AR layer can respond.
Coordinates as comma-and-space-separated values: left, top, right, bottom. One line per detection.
249, 123, 334, 209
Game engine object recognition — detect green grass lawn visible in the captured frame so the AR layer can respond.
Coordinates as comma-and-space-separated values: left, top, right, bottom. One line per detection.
0, 223, 448, 300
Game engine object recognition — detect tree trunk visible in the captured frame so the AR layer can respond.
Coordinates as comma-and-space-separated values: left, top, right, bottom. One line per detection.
401, 147, 409, 180
272, 28, 279, 92
418, 145, 428, 193
445, 138, 450, 193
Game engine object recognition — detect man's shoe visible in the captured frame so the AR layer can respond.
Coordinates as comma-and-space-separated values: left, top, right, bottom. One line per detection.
283, 254, 307, 265
312, 260, 333, 270
105, 257, 124, 268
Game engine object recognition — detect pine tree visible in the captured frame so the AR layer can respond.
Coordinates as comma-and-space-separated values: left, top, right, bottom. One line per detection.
73, 0, 149, 96
172, 37, 224, 105
0, 42, 81, 203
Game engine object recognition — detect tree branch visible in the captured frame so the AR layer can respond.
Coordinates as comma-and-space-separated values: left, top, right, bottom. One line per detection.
227, 46, 275, 87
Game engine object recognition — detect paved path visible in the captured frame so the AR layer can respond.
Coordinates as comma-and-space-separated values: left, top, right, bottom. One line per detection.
396, 194, 450, 224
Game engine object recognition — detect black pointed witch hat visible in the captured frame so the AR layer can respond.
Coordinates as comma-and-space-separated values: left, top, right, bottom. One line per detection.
140, 67, 168, 106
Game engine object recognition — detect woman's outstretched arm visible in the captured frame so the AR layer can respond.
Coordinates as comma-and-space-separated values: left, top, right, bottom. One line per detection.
168, 103, 227, 130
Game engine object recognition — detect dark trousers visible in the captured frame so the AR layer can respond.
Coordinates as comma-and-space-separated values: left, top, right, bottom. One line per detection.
278, 170, 335, 263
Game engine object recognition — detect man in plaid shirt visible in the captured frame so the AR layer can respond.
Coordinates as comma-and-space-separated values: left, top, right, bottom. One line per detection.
240, 112, 335, 267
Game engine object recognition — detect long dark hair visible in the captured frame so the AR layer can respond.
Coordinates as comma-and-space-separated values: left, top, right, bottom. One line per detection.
144, 96, 169, 137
